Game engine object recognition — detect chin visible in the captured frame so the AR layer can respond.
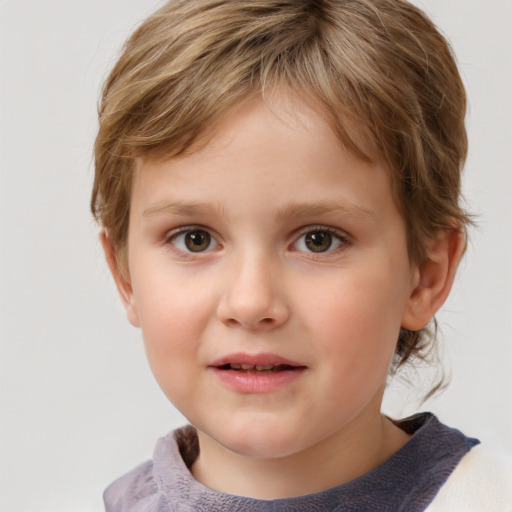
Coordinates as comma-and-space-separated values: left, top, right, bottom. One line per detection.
207, 422, 312, 460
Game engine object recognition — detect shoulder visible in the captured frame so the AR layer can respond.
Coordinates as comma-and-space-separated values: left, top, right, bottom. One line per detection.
103, 425, 199, 512
103, 459, 160, 512
103, 426, 197, 512
425, 444, 512, 512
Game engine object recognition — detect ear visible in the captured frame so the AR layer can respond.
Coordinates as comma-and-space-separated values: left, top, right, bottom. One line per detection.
401, 228, 466, 331
99, 230, 140, 327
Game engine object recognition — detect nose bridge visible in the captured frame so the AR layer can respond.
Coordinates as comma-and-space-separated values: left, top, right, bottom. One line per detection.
217, 246, 289, 330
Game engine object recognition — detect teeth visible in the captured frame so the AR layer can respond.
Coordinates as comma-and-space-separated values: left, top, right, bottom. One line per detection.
228, 363, 277, 371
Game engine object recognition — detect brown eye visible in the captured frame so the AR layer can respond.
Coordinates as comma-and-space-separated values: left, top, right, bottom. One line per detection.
293, 228, 346, 254
171, 229, 217, 253
304, 231, 333, 252
184, 230, 211, 252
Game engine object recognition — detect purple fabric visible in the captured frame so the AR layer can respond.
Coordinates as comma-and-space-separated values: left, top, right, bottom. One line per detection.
104, 413, 479, 511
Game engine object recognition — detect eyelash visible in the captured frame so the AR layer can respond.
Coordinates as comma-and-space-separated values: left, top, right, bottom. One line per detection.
164, 225, 350, 257
165, 225, 220, 256
292, 226, 350, 256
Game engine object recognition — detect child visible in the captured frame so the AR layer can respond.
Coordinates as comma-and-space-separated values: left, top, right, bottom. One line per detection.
91, 0, 511, 509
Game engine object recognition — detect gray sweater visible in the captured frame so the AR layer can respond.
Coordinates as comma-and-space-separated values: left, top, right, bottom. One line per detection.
104, 413, 478, 511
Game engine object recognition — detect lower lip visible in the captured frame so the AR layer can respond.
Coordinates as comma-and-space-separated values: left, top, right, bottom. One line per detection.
211, 367, 306, 393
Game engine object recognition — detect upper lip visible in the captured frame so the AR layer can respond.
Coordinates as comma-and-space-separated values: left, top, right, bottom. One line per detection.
209, 353, 306, 368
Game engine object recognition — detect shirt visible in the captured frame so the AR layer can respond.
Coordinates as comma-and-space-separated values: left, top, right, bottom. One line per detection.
104, 413, 482, 511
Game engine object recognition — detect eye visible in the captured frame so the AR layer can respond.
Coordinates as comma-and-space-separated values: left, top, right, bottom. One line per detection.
293, 228, 347, 253
170, 228, 218, 253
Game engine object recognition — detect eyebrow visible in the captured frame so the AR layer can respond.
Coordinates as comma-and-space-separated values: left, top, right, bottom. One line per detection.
274, 201, 376, 222
143, 200, 375, 222
143, 201, 224, 218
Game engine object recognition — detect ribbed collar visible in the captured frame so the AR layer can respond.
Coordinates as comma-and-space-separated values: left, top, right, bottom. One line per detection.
147, 413, 478, 511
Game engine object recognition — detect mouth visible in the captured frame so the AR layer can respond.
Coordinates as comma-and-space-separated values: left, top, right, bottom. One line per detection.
209, 353, 306, 393
216, 363, 301, 374
210, 353, 306, 372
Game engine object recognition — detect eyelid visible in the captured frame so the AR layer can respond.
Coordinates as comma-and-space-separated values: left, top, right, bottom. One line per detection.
290, 225, 351, 254
162, 224, 350, 256
165, 225, 221, 254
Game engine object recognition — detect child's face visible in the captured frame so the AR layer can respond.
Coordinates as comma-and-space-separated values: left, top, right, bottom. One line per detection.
121, 95, 420, 460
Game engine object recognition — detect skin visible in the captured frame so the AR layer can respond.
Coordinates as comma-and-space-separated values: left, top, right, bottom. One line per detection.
103, 94, 464, 499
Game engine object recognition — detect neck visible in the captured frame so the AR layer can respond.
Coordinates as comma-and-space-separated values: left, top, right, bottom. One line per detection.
191, 411, 410, 500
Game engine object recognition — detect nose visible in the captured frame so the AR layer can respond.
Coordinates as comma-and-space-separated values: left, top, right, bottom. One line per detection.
216, 251, 290, 331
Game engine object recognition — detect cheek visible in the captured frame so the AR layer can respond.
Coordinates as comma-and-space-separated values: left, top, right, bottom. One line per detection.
132, 259, 215, 337
302, 267, 407, 371
306, 289, 400, 417
130, 270, 216, 391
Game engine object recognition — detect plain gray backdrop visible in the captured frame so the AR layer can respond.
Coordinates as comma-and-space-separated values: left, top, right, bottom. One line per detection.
1, 1, 511, 510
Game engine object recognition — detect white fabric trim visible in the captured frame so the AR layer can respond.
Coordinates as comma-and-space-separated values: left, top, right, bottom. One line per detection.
425, 444, 512, 511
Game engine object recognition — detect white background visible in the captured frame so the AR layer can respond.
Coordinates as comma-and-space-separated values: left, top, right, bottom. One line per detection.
1, 1, 511, 511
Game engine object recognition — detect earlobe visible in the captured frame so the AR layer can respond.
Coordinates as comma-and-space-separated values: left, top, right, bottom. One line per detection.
401, 228, 466, 331
99, 230, 140, 327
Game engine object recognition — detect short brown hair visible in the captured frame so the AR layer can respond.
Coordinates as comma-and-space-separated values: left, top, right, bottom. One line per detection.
92, 0, 471, 371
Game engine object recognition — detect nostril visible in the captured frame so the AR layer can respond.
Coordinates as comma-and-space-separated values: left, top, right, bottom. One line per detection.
216, 288, 290, 330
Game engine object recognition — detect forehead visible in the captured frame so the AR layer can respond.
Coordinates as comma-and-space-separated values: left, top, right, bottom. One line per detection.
130, 94, 395, 226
